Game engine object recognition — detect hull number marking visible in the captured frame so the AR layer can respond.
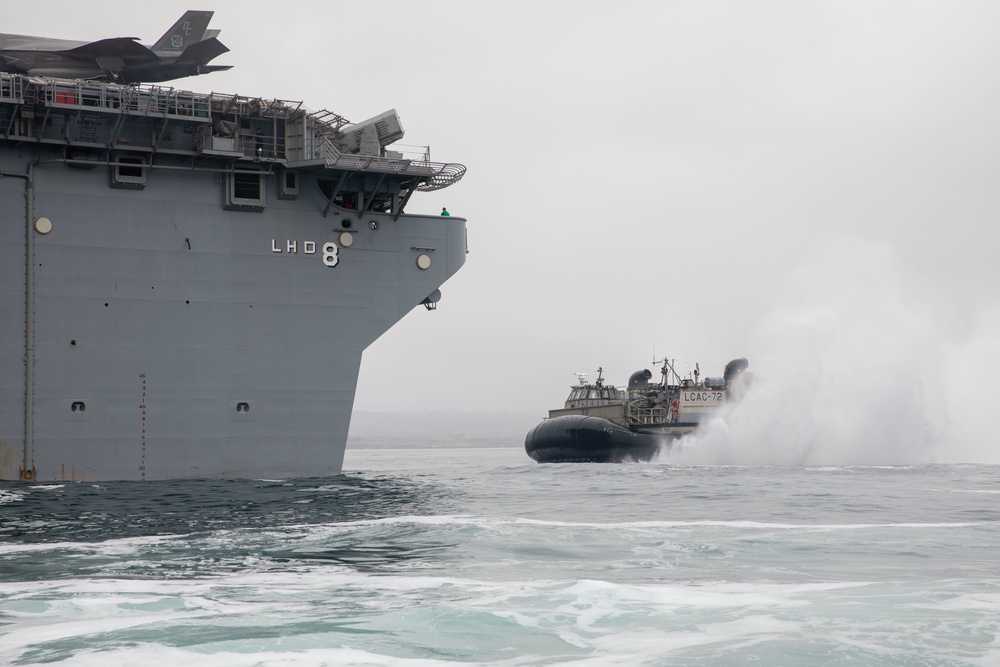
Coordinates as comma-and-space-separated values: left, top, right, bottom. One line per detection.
682, 391, 724, 404
272, 239, 339, 267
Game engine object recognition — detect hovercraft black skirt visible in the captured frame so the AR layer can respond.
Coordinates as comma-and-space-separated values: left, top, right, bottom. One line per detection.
524, 415, 662, 463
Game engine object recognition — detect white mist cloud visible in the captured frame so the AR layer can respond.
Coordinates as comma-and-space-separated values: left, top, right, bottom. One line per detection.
666, 237, 1000, 465
936, 307, 1000, 462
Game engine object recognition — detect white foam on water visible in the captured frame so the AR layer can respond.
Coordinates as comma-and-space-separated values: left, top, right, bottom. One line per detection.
2, 557, 996, 666
587, 616, 801, 661
21, 644, 508, 667
665, 236, 1000, 466
0, 608, 189, 656
264, 514, 990, 536
0, 488, 25, 505
0, 533, 178, 557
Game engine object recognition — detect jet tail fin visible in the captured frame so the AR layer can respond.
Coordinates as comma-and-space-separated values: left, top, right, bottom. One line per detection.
152, 10, 215, 54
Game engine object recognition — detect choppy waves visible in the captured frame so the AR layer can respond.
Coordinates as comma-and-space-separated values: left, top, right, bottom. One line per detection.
2, 452, 1000, 665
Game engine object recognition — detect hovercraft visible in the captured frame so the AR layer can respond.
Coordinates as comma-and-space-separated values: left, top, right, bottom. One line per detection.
525, 359, 750, 463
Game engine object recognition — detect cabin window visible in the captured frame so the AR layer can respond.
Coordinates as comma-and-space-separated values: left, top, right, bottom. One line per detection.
278, 169, 299, 200
225, 172, 265, 211
119, 160, 143, 179
110, 155, 146, 190
233, 172, 261, 199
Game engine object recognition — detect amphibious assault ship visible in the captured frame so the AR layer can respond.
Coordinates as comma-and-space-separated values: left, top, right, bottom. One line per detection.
0, 73, 467, 480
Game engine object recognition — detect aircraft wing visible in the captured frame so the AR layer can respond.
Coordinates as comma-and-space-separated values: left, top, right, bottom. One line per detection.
65, 37, 156, 60
0, 34, 84, 51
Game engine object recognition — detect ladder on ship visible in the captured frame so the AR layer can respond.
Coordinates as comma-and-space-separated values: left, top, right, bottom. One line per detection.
108, 85, 141, 146
285, 108, 349, 162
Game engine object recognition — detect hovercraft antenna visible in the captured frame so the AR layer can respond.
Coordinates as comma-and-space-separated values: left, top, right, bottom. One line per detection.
654, 357, 682, 385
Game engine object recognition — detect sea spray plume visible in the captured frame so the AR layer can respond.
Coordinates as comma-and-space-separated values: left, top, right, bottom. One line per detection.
936, 306, 1000, 462
664, 237, 976, 465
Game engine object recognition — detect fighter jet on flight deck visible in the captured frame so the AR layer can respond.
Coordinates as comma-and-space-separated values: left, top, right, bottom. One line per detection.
0, 10, 232, 83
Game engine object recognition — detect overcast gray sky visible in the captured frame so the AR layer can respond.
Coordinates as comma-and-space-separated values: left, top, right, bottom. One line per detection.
11, 2, 1000, 433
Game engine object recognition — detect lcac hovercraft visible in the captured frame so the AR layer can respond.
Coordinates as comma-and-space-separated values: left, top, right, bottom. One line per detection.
524, 358, 751, 463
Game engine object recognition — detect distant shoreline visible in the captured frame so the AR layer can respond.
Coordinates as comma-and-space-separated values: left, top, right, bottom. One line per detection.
345, 444, 522, 452
347, 410, 540, 449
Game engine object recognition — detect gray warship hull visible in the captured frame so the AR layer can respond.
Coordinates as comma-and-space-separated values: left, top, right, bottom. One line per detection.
0, 75, 466, 481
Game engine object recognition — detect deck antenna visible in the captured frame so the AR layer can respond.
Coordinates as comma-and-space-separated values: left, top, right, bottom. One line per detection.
652, 356, 665, 383
574, 372, 588, 386
652, 356, 681, 384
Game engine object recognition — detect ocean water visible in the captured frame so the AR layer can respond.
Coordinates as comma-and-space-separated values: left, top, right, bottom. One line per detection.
2, 447, 999, 666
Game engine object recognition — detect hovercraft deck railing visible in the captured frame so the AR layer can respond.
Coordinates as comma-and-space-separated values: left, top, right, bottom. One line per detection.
626, 404, 669, 425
